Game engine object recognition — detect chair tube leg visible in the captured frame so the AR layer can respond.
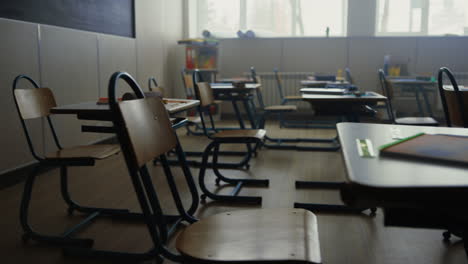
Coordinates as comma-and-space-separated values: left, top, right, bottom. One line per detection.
159, 154, 197, 224
20, 165, 94, 247
174, 139, 200, 216
64, 168, 166, 261
139, 166, 169, 243
59, 166, 132, 217
198, 142, 267, 205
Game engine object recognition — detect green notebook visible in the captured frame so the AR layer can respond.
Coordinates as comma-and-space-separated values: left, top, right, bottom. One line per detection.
379, 133, 468, 166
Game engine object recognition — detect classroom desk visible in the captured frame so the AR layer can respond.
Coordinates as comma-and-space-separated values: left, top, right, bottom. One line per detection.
50, 98, 200, 132
210, 83, 261, 129
387, 78, 436, 117
293, 93, 387, 212
338, 122, 468, 254
301, 80, 350, 87
217, 77, 252, 83
301, 92, 387, 122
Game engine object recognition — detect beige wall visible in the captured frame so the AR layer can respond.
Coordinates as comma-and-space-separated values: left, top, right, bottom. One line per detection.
0, 0, 184, 174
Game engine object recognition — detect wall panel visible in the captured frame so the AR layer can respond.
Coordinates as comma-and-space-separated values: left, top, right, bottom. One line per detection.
40, 25, 101, 150
282, 38, 347, 74
0, 19, 41, 173
98, 34, 137, 97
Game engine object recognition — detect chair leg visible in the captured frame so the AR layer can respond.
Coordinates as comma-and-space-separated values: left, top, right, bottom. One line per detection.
59, 166, 137, 219
20, 165, 94, 247
198, 142, 268, 205
64, 166, 171, 262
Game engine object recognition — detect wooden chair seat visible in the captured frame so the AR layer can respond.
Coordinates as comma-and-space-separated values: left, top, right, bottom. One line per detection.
395, 117, 439, 126
187, 116, 201, 123
213, 129, 266, 140
45, 144, 120, 160
264, 105, 297, 112
285, 95, 303, 101
176, 208, 321, 264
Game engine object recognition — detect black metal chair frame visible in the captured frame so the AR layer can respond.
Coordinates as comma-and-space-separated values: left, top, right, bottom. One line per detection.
181, 69, 243, 136
378, 69, 399, 123
379, 69, 438, 126
13, 75, 178, 251
249, 67, 340, 151
148, 76, 159, 91
193, 77, 269, 205
273, 68, 340, 129
63, 72, 201, 262
437, 67, 468, 128
437, 68, 468, 242
158, 71, 252, 168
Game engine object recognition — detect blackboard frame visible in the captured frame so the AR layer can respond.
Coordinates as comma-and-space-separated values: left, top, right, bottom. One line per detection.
0, 0, 135, 38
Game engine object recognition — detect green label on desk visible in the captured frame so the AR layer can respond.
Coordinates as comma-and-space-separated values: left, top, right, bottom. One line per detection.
356, 139, 375, 158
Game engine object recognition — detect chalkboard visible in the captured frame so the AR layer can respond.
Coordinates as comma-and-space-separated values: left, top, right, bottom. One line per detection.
0, 0, 135, 38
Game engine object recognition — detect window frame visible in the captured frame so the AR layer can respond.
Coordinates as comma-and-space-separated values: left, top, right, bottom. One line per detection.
191, 0, 348, 38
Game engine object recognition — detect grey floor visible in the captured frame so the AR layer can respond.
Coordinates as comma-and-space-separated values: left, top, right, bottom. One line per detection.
0, 120, 465, 264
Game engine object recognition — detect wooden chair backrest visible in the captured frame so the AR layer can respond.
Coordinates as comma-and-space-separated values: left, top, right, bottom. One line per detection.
444, 90, 468, 127
345, 68, 354, 85
438, 67, 468, 127
14, 88, 57, 120
148, 77, 164, 96
195, 82, 215, 107
118, 96, 177, 168
273, 69, 286, 100
184, 74, 194, 89
150, 86, 165, 96
378, 69, 394, 100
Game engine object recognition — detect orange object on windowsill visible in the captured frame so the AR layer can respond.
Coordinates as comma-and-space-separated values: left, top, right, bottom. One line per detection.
97, 97, 122, 105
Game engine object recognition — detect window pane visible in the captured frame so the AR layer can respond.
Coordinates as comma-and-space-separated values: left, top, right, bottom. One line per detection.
377, 0, 412, 33
246, 0, 293, 36
298, 0, 347, 36
197, 0, 240, 36
196, 0, 347, 37
376, 0, 468, 36
428, 0, 468, 35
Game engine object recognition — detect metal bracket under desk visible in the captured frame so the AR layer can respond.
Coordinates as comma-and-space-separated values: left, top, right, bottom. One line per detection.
294, 181, 376, 214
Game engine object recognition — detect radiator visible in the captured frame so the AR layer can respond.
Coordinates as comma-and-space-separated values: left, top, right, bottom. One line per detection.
244, 71, 314, 109
452, 72, 468, 86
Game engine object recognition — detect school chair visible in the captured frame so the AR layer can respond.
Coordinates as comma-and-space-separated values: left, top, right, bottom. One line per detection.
437, 67, 468, 128
378, 69, 439, 126
12, 74, 123, 248
106, 71, 322, 263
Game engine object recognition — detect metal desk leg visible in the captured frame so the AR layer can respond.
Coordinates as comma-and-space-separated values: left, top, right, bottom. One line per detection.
294, 181, 377, 214
243, 99, 258, 129
232, 100, 245, 129
414, 86, 425, 116
419, 85, 433, 117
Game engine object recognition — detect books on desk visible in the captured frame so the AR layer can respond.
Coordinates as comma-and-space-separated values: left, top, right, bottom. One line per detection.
380, 133, 468, 166
300, 88, 348, 95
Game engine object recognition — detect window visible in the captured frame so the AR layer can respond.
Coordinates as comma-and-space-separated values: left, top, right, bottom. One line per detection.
194, 0, 348, 38
376, 0, 468, 36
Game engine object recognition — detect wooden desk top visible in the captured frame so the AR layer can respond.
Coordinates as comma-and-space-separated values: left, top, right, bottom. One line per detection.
388, 78, 436, 85
210, 83, 260, 89
50, 98, 200, 116
300, 80, 349, 86
217, 77, 252, 83
300, 88, 348, 94
301, 91, 386, 103
443, 85, 467, 91
338, 122, 468, 189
